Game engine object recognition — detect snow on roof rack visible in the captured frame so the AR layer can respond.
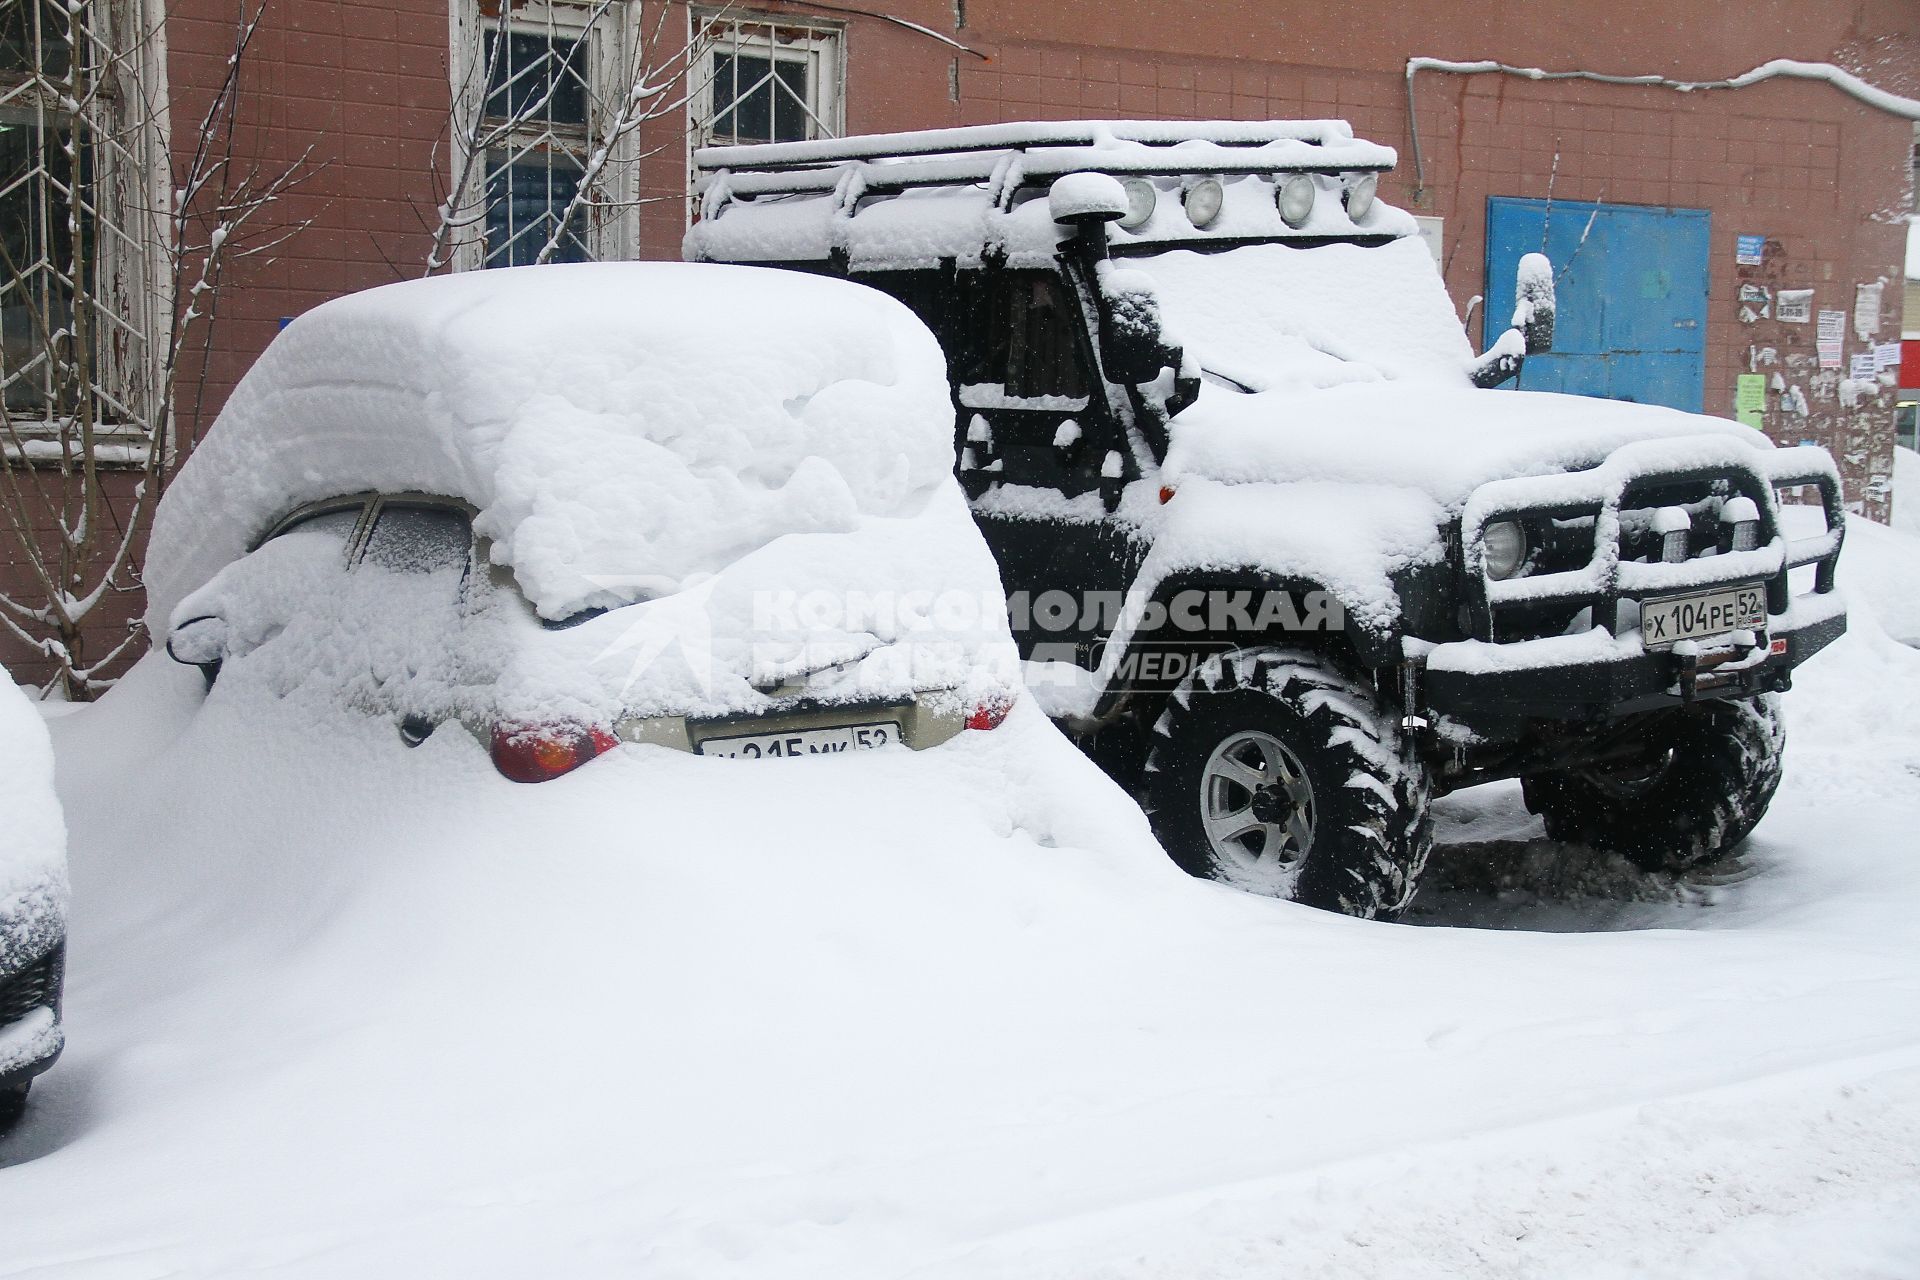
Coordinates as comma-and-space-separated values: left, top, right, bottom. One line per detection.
685, 119, 1414, 272
694, 119, 1374, 173
698, 121, 1397, 207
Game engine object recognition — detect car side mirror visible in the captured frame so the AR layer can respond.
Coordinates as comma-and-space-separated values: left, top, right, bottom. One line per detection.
1514, 252, 1555, 355
166, 614, 229, 687
1469, 253, 1555, 388
1097, 267, 1179, 386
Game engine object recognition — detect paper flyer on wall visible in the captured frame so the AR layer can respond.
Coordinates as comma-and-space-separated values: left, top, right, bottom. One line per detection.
1816, 310, 1845, 369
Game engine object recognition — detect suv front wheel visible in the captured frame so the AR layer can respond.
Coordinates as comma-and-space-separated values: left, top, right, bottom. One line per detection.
1145, 647, 1434, 919
1523, 695, 1785, 872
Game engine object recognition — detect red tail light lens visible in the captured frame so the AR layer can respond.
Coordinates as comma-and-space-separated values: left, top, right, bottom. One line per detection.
965, 695, 1014, 731
490, 722, 619, 783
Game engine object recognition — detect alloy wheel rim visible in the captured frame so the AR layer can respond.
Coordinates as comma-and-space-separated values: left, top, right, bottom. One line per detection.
1200, 729, 1316, 882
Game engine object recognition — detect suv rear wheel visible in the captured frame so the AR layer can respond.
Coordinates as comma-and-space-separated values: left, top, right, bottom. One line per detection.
0, 1081, 29, 1135
1522, 695, 1785, 872
1145, 647, 1433, 919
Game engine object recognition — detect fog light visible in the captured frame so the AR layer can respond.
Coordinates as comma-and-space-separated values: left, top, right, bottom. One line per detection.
1482, 520, 1528, 580
1720, 495, 1761, 553
1654, 505, 1691, 563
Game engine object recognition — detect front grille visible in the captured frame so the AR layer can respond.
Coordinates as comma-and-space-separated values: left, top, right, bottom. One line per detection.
1459, 439, 1845, 647
0, 944, 63, 1026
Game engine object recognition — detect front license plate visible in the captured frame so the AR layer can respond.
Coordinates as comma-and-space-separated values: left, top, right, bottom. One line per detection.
697, 722, 901, 759
1640, 584, 1767, 649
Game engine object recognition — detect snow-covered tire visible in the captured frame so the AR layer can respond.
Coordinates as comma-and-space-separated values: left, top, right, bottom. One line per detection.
1144, 647, 1433, 919
0, 1081, 28, 1136
1522, 695, 1785, 873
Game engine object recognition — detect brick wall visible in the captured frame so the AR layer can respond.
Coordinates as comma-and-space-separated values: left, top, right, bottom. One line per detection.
5, 0, 1914, 686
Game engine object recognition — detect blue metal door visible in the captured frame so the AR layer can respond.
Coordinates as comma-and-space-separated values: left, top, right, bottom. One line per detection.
1485, 197, 1709, 412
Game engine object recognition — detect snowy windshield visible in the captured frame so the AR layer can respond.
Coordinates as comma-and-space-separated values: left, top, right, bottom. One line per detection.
1127, 235, 1477, 394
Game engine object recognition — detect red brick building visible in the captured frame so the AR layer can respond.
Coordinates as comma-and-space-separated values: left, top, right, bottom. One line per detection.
4, 0, 1917, 686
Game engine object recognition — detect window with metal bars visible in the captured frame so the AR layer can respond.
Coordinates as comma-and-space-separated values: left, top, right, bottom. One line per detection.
690, 13, 842, 164
2, 3, 92, 414
479, 13, 595, 268
0, 0, 158, 437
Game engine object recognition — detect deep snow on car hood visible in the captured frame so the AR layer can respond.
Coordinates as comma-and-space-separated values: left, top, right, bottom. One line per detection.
1163, 380, 1765, 506
1137, 235, 1766, 504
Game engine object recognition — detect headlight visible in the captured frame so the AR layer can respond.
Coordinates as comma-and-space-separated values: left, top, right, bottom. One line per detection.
1344, 173, 1377, 221
1277, 174, 1315, 228
1120, 178, 1156, 228
1482, 520, 1528, 580
1183, 179, 1223, 228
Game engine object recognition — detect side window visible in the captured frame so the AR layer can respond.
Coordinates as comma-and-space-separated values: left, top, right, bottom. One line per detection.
1006, 275, 1089, 400
269, 507, 366, 546
360, 505, 473, 574
263, 498, 472, 575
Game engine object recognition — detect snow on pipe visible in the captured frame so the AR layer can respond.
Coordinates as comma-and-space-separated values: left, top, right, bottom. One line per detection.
1403, 56, 1920, 198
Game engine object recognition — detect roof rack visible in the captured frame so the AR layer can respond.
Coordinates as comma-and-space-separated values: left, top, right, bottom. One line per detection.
695, 119, 1398, 204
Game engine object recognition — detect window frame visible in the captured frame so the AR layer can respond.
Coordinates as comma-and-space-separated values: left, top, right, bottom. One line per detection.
0, 0, 170, 456
448, 0, 650, 270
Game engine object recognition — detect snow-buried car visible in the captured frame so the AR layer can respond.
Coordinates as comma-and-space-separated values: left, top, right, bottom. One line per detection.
687, 119, 1848, 919
1, 668, 67, 1135
147, 264, 1020, 782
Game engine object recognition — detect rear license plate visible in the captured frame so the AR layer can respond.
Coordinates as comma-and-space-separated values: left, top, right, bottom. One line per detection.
1640, 584, 1766, 649
697, 722, 900, 759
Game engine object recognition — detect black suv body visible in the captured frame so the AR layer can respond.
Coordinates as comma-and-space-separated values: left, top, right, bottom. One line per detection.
687, 120, 1846, 917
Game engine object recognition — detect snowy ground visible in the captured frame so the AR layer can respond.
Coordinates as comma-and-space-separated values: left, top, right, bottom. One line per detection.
4, 519, 1919, 1277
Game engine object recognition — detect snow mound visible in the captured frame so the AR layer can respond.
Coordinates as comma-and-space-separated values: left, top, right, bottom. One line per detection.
0, 672, 66, 972
1893, 445, 1918, 536
145, 263, 957, 627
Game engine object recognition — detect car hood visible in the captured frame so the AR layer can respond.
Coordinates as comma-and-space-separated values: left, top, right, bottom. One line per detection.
1161, 380, 1768, 508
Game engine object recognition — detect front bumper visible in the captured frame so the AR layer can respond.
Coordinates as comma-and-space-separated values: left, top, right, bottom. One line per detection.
0, 941, 66, 1089
1424, 600, 1845, 720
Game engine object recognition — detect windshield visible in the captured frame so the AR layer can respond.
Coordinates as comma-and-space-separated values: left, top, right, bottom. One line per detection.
1126, 235, 1476, 395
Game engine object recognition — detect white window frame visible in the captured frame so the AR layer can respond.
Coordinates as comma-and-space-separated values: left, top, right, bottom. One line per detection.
1, 0, 170, 457
447, 0, 649, 270
686, 9, 843, 214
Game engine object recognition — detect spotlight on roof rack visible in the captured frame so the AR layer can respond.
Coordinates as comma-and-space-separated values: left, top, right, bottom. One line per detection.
1119, 178, 1156, 229
1048, 173, 1129, 226
1344, 173, 1378, 221
1183, 179, 1224, 228
1277, 174, 1315, 229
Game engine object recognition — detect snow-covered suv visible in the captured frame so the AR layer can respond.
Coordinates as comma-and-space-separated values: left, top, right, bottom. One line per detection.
687, 120, 1848, 919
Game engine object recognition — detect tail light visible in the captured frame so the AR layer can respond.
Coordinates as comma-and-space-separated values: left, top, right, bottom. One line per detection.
965, 694, 1015, 731
491, 722, 619, 783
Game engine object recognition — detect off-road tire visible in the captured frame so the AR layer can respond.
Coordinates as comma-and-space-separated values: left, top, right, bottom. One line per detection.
0, 1081, 29, 1136
1144, 647, 1434, 919
1523, 695, 1785, 873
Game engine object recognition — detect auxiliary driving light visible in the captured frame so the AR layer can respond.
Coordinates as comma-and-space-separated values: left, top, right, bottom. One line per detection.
1183, 179, 1223, 228
1278, 174, 1316, 228
1120, 178, 1157, 228
1344, 173, 1377, 221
